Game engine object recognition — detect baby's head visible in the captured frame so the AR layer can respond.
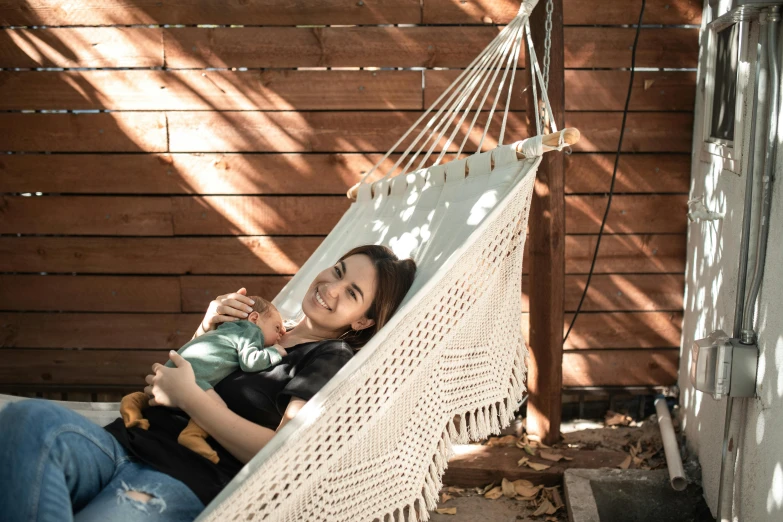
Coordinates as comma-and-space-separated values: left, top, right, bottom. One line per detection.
247, 297, 285, 346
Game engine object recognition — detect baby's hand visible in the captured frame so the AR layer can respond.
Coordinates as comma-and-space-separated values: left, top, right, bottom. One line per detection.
271, 343, 287, 357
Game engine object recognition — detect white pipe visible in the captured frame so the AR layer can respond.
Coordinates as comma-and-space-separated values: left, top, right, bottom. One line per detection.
655, 398, 688, 491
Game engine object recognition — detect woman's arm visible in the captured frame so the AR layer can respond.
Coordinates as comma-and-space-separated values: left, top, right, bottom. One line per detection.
193, 288, 256, 340
145, 352, 307, 464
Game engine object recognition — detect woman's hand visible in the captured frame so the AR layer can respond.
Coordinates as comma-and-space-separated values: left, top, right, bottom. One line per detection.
197, 288, 256, 336
144, 351, 200, 409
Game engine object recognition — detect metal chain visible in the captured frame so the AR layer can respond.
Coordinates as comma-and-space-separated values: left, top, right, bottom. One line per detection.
543, 0, 553, 89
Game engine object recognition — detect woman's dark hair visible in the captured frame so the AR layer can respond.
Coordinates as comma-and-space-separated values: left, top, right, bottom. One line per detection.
337, 245, 416, 350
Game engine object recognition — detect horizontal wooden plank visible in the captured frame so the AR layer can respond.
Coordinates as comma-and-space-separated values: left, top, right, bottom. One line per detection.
0, 0, 703, 27
0, 70, 423, 111
521, 311, 683, 350
180, 276, 291, 312
0, 196, 174, 236
559, 274, 684, 312
563, 234, 685, 274
424, 0, 702, 25
0, 234, 683, 274
1, 310, 683, 350
522, 274, 683, 312
0, 152, 691, 196
566, 27, 698, 69
566, 112, 693, 153
0, 27, 164, 67
1, 194, 685, 236
564, 154, 690, 194
0, 111, 691, 153
0, 153, 392, 195
562, 349, 679, 386
0, 237, 321, 274
564, 71, 696, 112
0, 275, 181, 312
0, 347, 679, 386
1, 26, 695, 69
172, 196, 349, 236
0, 313, 200, 349
0, 195, 349, 236
425, 70, 696, 112
0, 0, 422, 26
0, 275, 290, 312
565, 194, 688, 234
0, 113, 168, 152
0, 348, 164, 385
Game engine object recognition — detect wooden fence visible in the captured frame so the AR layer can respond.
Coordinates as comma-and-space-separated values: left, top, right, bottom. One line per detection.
0, 0, 697, 400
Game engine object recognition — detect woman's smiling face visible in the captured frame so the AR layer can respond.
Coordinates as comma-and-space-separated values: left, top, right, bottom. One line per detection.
301, 254, 378, 335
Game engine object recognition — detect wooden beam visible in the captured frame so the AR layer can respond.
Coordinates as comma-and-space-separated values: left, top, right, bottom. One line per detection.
525, 0, 565, 446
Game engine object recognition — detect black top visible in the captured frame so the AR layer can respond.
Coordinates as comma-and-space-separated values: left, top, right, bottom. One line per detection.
104, 339, 353, 504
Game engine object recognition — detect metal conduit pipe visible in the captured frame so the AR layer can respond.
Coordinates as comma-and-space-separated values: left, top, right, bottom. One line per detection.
741, 6, 780, 345
717, 8, 780, 522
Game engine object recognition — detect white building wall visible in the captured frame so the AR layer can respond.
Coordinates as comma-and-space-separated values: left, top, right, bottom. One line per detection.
680, 2, 783, 521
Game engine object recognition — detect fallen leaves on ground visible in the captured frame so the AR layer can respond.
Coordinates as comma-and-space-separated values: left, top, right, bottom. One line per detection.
539, 450, 573, 462
485, 435, 518, 446
526, 461, 552, 471
605, 410, 633, 427
434, 507, 457, 515
440, 493, 452, 503
484, 486, 503, 500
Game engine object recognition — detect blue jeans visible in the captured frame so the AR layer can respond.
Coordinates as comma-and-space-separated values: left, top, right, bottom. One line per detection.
0, 399, 205, 522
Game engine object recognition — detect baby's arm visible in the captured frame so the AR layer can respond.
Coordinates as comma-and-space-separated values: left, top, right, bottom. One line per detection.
237, 344, 283, 372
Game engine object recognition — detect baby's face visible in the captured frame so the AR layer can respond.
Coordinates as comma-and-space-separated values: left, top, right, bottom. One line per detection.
252, 309, 285, 346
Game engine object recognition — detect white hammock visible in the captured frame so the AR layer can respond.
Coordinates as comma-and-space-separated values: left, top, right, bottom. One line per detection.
0, 0, 579, 520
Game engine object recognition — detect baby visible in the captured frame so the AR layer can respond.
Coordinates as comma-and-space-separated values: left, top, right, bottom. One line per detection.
120, 296, 286, 464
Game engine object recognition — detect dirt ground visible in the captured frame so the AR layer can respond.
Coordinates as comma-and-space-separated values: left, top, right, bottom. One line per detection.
429, 412, 668, 521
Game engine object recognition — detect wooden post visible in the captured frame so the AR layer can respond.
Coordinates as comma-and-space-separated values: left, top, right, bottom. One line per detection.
524, 0, 564, 446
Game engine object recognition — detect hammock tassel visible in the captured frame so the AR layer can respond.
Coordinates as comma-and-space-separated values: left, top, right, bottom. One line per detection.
442, 429, 455, 461
498, 398, 509, 425
447, 417, 459, 442
489, 402, 501, 435
467, 410, 480, 441
457, 414, 469, 444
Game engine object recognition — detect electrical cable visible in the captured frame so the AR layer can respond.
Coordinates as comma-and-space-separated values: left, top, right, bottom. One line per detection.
563, 0, 647, 344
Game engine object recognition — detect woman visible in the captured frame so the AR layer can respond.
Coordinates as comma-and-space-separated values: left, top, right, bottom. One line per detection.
0, 245, 416, 522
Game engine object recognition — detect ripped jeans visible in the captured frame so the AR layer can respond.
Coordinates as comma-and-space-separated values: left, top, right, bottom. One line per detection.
0, 399, 205, 522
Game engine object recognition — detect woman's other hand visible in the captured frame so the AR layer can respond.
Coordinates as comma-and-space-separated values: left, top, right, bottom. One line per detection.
197, 288, 256, 336
145, 351, 199, 409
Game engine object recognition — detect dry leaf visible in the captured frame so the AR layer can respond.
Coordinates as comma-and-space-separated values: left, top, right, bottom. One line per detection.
526, 462, 551, 471
524, 444, 537, 456
487, 435, 518, 446
443, 486, 464, 494
480, 482, 496, 495
516, 494, 539, 501
533, 498, 556, 516
440, 493, 452, 503
512, 479, 535, 488
605, 410, 632, 427
644, 79, 655, 90
484, 486, 503, 500
551, 487, 565, 509
514, 483, 543, 497
517, 457, 530, 467
539, 450, 566, 462
501, 478, 516, 498
619, 455, 632, 469
546, 517, 559, 522
434, 507, 457, 515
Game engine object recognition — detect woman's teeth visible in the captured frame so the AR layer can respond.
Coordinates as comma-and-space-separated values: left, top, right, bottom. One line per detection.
315, 289, 330, 310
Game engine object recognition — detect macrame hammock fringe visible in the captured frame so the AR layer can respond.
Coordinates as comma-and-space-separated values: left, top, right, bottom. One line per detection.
0, 1, 581, 520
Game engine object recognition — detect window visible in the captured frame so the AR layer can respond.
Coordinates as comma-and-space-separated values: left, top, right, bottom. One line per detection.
709, 24, 739, 142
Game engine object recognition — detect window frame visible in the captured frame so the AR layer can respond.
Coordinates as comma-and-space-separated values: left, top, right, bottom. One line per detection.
700, 16, 752, 175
